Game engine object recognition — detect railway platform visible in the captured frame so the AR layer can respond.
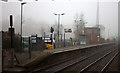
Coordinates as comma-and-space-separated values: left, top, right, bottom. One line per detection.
44, 43, 113, 53
19, 43, 112, 67
2, 42, 115, 73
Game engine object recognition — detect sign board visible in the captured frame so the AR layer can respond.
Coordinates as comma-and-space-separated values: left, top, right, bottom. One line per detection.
31, 40, 36, 44
43, 37, 51, 40
64, 29, 72, 33
43, 32, 54, 45
31, 34, 37, 37
80, 41, 86, 45
44, 40, 52, 43
31, 34, 37, 44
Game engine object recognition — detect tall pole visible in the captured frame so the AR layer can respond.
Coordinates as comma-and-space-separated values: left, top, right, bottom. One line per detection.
77, 24, 78, 45
21, 3, 23, 49
108, 28, 109, 39
61, 24, 62, 47
44, 32, 45, 41
28, 37, 31, 59
54, 13, 65, 48
60, 34, 62, 47
77, 21, 79, 45
21, 2, 26, 49
58, 14, 60, 48
21, 3, 22, 39
96, 0, 99, 27
0, 32, 2, 72
64, 31, 65, 47
10, 15, 14, 67
96, 0, 100, 42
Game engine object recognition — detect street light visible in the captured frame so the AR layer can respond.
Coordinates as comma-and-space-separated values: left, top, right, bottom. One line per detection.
21, 2, 26, 48
54, 13, 65, 48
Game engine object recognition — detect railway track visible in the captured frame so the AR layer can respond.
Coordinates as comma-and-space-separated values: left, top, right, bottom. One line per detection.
54, 49, 117, 73
30, 45, 117, 73
100, 52, 119, 73
78, 50, 118, 73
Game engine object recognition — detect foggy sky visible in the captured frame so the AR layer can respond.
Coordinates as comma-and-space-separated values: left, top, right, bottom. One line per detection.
0, 2, 1, 31
118, 1, 120, 39
1, 0, 119, 39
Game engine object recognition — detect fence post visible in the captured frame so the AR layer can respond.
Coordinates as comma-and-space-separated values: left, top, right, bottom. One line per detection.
28, 37, 31, 58
23, 38, 24, 48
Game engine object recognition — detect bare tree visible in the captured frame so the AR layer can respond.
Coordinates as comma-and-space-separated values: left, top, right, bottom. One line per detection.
74, 13, 86, 43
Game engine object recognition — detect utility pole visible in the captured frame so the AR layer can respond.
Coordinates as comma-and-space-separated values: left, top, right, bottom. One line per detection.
96, 0, 99, 27
96, 0, 100, 43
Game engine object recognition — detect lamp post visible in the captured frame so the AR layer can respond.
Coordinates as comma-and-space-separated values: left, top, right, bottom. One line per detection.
21, 2, 26, 48
54, 13, 65, 48
64, 29, 65, 47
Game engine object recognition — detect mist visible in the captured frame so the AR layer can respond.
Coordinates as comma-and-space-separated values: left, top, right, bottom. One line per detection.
1, 1, 118, 39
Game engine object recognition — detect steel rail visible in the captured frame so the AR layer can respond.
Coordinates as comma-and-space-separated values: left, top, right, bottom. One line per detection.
78, 49, 117, 73
100, 52, 119, 73
30, 53, 81, 73
53, 48, 115, 73
31, 47, 109, 73
31, 50, 99, 73
30, 45, 115, 73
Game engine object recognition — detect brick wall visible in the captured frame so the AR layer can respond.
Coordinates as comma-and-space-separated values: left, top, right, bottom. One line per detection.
84, 27, 100, 44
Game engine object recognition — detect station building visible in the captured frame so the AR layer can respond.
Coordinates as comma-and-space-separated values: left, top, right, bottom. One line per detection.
84, 27, 100, 44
